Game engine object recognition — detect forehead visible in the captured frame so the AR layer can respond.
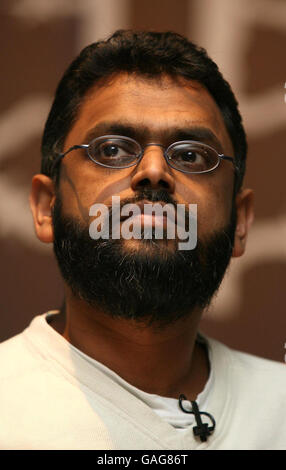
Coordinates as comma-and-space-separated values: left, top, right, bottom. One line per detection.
66, 74, 233, 153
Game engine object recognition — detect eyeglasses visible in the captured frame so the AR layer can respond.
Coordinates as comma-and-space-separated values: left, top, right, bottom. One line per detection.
52, 134, 236, 175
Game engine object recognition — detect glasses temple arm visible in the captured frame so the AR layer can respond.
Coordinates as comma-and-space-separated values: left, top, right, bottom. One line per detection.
219, 154, 239, 173
50, 144, 88, 175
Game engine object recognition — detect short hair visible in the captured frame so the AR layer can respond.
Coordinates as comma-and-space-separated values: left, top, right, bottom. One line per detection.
41, 29, 247, 193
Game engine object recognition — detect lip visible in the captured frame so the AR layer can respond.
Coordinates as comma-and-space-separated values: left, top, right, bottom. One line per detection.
120, 200, 178, 229
127, 212, 169, 228
120, 199, 171, 216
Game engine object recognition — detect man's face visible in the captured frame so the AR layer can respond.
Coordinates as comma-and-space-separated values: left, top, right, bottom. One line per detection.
49, 73, 240, 327
58, 74, 235, 238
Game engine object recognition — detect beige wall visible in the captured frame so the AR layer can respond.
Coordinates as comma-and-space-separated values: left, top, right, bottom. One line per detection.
1, 0, 285, 362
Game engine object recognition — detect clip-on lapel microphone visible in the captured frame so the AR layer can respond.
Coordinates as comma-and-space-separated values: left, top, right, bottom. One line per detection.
178, 394, 216, 442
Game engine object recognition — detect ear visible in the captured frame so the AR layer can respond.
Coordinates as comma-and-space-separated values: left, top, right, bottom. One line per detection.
232, 188, 254, 258
29, 174, 56, 243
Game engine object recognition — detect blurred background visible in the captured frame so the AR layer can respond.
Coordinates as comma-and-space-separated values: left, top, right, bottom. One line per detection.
0, 0, 285, 361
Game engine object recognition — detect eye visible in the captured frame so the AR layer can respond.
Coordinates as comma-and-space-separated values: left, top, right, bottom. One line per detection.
179, 150, 204, 164
102, 144, 120, 157
88, 137, 141, 167
168, 143, 217, 172
98, 141, 133, 159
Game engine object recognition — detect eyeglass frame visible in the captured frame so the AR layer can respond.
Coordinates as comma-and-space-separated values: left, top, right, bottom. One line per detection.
51, 134, 237, 176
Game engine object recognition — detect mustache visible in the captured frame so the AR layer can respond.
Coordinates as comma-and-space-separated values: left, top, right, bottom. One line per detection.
115, 189, 178, 208
102, 189, 192, 233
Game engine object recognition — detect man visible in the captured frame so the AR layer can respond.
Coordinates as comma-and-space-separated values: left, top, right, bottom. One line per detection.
0, 30, 285, 450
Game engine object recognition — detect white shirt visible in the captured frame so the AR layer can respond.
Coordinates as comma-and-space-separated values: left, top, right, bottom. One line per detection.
72, 325, 214, 431
0, 311, 285, 450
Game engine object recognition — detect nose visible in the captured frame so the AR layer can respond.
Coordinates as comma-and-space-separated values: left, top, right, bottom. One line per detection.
130, 145, 175, 192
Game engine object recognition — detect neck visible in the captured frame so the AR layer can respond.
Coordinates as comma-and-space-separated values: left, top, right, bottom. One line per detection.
50, 289, 209, 400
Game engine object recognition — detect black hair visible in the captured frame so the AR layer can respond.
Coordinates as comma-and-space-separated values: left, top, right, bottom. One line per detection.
41, 29, 247, 193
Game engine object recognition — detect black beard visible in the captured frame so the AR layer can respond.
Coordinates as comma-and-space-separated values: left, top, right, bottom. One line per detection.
52, 190, 236, 329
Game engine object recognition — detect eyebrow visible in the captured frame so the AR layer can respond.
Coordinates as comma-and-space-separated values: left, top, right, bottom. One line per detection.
83, 123, 140, 143
83, 121, 225, 153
